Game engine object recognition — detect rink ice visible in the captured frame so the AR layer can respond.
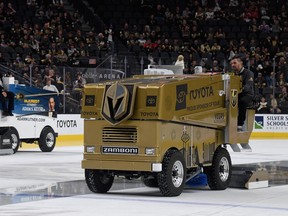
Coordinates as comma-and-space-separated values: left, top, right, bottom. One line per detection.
1, 139, 288, 216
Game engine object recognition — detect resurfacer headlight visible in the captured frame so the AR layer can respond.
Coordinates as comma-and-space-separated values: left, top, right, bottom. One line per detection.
145, 148, 155, 155
86, 146, 95, 153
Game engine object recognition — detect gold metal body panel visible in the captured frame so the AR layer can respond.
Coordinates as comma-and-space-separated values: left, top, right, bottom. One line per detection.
82, 119, 223, 171
81, 73, 254, 172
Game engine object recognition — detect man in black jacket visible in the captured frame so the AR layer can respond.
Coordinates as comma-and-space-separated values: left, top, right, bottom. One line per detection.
0, 74, 14, 116
230, 55, 255, 131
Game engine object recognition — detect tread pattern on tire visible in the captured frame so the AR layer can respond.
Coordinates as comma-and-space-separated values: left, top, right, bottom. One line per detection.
9, 128, 20, 154
157, 149, 186, 197
39, 127, 56, 152
85, 169, 114, 193
205, 147, 231, 190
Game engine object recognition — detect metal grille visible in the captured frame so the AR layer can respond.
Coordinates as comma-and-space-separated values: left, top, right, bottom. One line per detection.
102, 127, 137, 143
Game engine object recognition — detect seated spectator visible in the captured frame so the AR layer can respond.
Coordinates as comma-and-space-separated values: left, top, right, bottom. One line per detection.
269, 94, 281, 114
143, 39, 158, 52
276, 72, 286, 88
257, 96, 268, 113
266, 71, 276, 88
73, 73, 86, 89
258, 20, 270, 33
195, 7, 204, 20
279, 86, 288, 105
255, 72, 266, 95
44, 68, 57, 85
43, 78, 59, 94
6, 2, 16, 16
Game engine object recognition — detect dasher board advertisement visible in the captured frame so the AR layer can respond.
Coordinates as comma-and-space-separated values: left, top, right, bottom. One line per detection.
254, 114, 288, 132
9, 84, 59, 115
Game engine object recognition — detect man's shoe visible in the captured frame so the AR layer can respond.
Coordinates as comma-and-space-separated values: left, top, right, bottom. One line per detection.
2, 111, 13, 116
2, 111, 9, 116
237, 126, 243, 132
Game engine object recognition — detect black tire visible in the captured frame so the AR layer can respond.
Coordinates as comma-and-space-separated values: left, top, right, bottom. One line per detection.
142, 176, 159, 188
157, 150, 186, 197
38, 127, 56, 152
7, 128, 20, 154
85, 169, 114, 193
205, 147, 232, 190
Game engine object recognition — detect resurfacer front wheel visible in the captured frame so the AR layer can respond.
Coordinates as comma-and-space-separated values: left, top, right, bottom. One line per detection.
157, 150, 186, 197
85, 169, 114, 193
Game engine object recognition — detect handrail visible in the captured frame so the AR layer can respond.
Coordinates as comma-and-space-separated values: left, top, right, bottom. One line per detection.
0, 64, 31, 85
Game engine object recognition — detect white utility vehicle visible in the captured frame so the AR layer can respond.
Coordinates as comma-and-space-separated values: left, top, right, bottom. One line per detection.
0, 114, 58, 154
0, 76, 58, 155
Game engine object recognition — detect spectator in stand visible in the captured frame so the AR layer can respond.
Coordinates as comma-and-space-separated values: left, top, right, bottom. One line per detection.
200, 41, 211, 55
137, 33, 146, 47
27, 0, 37, 7
279, 91, 288, 113
41, 53, 54, 66
43, 68, 57, 85
214, 27, 225, 40
266, 71, 276, 88
175, 55, 185, 72
180, 19, 190, 43
258, 20, 271, 33
52, 0, 64, 8
244, 3, 259, 21
143, 38, 158, 53
255, 72, 266, 95
211, 60, 220, 72
43, 78, 59, 94
269, 94, 281, 114
195, 7, 204, 20
271, 19, 282, 35
276, 73, 286, 88
277, 57, 288, 82
205, 7, 215, 20
67, 44, 78, 57
154, 4, 165, 25
229, 0, 239, 8
190, 25, 202, 40
2, 0, 288, 112
73, 73, 86, 89
279, 86, 288, 105
96, 33, 108, 51
257, 96, 268, 114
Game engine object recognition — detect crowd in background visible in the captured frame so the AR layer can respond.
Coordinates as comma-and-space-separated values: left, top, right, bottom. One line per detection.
0, 0, 109, 89
0, 0, 288, 114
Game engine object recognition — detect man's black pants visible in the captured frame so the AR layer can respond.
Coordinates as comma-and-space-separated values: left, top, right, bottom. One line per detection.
0, 91, 14, 112
238, 94, 253, 126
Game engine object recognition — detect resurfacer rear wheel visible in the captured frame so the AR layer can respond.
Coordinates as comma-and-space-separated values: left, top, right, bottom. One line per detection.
205, 147, 232, 190
9, 128, 20, 154
39, 127, 56, 152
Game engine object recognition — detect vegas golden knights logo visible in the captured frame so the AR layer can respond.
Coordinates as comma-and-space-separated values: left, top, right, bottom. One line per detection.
102, 82, 136, 125
231, 89, 238, 108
